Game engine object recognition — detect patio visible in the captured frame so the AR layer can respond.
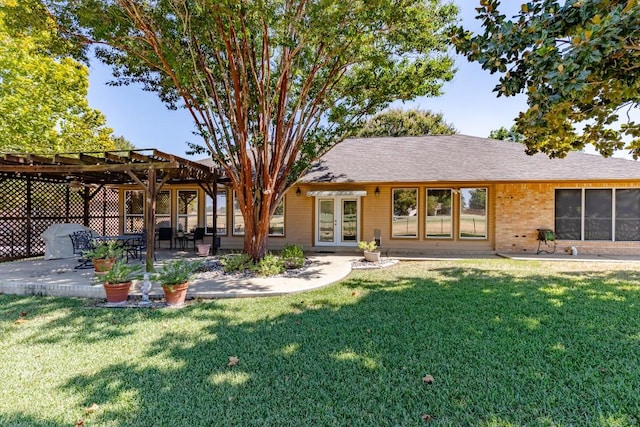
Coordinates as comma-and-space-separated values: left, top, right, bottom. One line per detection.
0, 251, 354, 300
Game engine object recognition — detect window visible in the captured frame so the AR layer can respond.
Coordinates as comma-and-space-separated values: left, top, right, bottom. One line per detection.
124, 190, 144, 233
426, 189, 452, 238
155, 191, 170, 228
392, 188, 418, 238
460, 188, 487, 239
232, 191, 245, 235
555, 189, 581, 240
269, 199, 285, 236
556, 188, 640, 241
206, 190, 227, 235
177, 190, 198, 233
615, 189, 640, 241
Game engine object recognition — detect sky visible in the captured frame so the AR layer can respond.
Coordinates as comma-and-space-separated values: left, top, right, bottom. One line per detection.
85, 2, 528, 159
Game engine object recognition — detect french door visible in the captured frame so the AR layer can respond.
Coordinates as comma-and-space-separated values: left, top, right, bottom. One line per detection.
315, 197, 360, 246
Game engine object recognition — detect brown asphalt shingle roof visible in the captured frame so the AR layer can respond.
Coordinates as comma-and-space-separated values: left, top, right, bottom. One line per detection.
300, 134, 640, 183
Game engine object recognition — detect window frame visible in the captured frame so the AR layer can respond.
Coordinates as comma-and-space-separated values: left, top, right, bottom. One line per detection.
459, 187, 488, 240
124, 190, 144, 233
391, 187, 419, 239
232, 191, 245, 236
268, 198, 285, 237
425, 188, 453, 239
206, 189, 228, 236
176, 189, 199, 233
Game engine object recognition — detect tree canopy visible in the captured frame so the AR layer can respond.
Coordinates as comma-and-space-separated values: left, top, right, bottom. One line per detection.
452, 0, 640, 158
9, 0, 459, 258
0, 4, 118, 153
356, 109, 457, 137
489, 125, 524, 142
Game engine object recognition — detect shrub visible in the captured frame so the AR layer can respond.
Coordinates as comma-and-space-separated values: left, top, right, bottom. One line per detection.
221, 252, 254, 273
253, 252, 285, 276
281, 244, 305, 269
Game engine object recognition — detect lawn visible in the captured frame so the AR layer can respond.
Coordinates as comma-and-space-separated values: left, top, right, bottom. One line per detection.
1, 259, 639, 426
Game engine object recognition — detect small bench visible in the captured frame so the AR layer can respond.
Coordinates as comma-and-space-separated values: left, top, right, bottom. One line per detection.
536, 229, 556, 254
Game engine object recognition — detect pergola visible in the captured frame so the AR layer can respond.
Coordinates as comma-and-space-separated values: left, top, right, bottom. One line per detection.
0, 149, 220, 270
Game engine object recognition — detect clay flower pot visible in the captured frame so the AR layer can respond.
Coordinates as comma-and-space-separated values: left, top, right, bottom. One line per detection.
162, 282, 189, 306
363, 250, 381, 263
103, 281, 132, 304
94, 258, 116, 274
197, 244, 211, 257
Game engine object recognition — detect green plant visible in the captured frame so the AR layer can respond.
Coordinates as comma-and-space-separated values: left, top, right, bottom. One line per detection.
97, 261, 143, 285
253, 252, 284, 276
154, 259, 201, 287
82, 239, 124, 260
220, 252, 254, 273
358, 240, 378, 252
281, 244, 305, 269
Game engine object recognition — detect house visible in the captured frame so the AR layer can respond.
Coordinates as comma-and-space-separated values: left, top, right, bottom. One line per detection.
216, 134, 640, 255
2, 135, 640, 261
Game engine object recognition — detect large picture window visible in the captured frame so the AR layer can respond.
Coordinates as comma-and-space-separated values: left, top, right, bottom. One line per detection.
206, 190, 227, 235
124, 190, 144, 233
232, 191, 244, 236
460, 188, 487, 239
269, 199, 285, 236
555, 188, 640, 241
177, 190, 198, 233
392, 188, 418, 238
426, 189, 452, 238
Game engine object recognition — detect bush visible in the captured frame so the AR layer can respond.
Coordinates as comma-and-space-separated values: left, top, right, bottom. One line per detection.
253, 252, 285, 276
220, 252, 254, 273
281, 244, 305, 269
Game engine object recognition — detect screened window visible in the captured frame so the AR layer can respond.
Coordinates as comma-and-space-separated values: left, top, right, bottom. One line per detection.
426, 189, 452, 238
392, 188, 418, 238
585, 189, 612, 240
555, 189, 582, 240
155, 191, 171, 228
124, 190, 144, 233
460, 188, 487, 239
269, 199, 285, 236
206, 190, 227, 235
232, 191, 245, 236
177, 190, 198, 233
616, 189, 640, 241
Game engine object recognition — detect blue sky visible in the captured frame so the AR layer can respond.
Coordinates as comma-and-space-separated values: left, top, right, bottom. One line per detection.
87, 2, 526, 158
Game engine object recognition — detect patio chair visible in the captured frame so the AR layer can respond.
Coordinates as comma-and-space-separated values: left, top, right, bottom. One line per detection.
155, 227, 173, 249
189, 227, 206, 250
69, 230, 95, 269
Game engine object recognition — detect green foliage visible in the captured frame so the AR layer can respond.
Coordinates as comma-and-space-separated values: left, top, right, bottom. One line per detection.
452, 0, 640, 158
220, 253, 254, 274
358, 240, 378, 252
280, 244, 305, 269
468, 189, 486, 211
489, 125, 524, 142
253, 252, 285, 277
0, 6, 118, 153
97, 261, 143, 285
154, 259, 201, 287
356, 108, 457, 137
13, 0, 458, 259
82, 239, 124, 260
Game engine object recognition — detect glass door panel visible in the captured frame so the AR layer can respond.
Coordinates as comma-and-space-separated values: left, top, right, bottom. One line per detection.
342, 200, 357, 242
318, 199, 335, 243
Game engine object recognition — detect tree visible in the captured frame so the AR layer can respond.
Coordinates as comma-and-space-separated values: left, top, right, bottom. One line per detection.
111, 135, 136, 151
13, 0, 458, 259
0, 6, 117, 153
356, 109, 457, 137
489, 125, 524, 142
452, 0, 640, 158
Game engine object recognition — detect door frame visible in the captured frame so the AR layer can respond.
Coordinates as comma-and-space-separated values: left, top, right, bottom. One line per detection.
314, 196, 361, 247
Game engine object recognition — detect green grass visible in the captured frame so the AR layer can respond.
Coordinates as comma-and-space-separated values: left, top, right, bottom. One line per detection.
1, 259, 640, 426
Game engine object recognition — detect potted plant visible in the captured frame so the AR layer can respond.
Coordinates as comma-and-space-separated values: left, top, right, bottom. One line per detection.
154, 259, 201, 306
96, 260, 143, 304
83, 239, 125, 273
358, 240, 381, 263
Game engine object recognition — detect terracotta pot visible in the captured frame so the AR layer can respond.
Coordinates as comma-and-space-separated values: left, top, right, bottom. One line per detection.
162, 282, 189, 306
197, 244, 211, 257
103, 281, 132, 304
363, 250, 381, 263
94, 258, 116, 274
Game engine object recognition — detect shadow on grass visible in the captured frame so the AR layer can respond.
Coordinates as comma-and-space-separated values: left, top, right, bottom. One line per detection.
2, 261, 640, 426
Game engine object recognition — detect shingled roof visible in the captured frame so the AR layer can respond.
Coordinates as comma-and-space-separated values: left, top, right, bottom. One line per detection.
300, 134, 640, 183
